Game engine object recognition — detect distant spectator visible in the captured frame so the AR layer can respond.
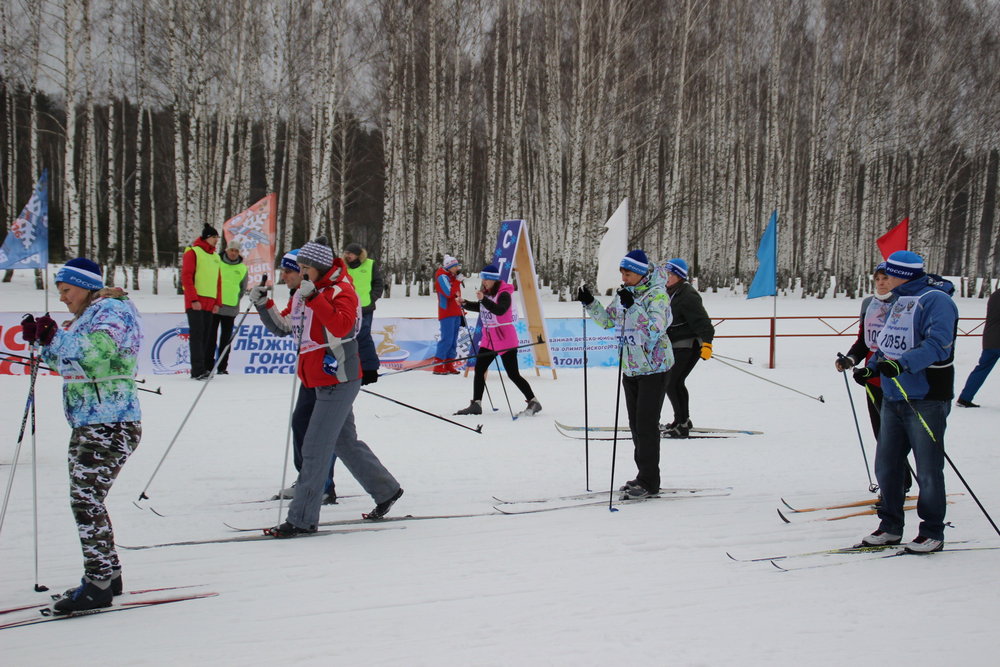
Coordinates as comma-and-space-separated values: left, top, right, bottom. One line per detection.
343, 242, 384, 385
212, 239, 248, 375
957, 286, 1000, 407
181, 224, 222, 379
433, 254, 464, 375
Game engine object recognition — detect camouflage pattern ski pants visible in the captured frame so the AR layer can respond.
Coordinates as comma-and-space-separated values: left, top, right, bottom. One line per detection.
68, 422, 141, 581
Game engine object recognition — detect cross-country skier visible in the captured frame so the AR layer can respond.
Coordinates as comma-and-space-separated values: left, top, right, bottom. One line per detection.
577, 250, 673, 498
660, 258, 714, 438
250, 239, 402, 537
22, 258, 142, 613
454, 264, 541, 416
852, 251, 957, 553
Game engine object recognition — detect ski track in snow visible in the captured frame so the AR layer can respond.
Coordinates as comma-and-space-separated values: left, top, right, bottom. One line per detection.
1, 271, 998, 665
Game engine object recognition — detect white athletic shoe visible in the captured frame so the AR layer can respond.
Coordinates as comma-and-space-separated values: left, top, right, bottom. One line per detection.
860, 530, 902, 546
905, 536, 943, 553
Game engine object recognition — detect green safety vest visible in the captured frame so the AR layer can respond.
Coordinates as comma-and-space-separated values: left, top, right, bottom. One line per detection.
187, 245, 222, 298
220, 261, 248, 307
348, 258, 374, 308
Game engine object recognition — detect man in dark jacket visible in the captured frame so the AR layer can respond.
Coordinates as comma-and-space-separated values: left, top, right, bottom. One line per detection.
343, 242, 385, 385
660, 258, 714, 438
957, 286, 999, 407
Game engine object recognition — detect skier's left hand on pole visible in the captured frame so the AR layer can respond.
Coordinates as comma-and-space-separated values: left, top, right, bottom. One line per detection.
700, 342, 713, 360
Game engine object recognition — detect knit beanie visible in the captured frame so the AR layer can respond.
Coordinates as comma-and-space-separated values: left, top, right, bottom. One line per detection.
480, 264, 501, 281
55, 258, 104, 291
201, 224, 220, 240
281, 249, 300, 272
873, 261, 888, 276
883, 250, 924, 280
296, 239, 334, 273
620, 249, 650, 275
443, 255, 461, 271
344, 242, 363, 256
226, 238, 243, 252
665, 258, 689, 280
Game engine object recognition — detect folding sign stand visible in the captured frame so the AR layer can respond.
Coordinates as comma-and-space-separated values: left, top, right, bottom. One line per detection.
491, 219, 556, 379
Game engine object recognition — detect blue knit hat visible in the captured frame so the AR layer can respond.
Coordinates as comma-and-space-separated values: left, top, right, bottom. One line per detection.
55, 258, 104, 291
884, 250, 924, 280
620, 249, 649, 275
873, 261, 888, 276
665, 258, 689, 280
443, 255, 461, 271
281, 249, 300, 272
480, 264, 501, 281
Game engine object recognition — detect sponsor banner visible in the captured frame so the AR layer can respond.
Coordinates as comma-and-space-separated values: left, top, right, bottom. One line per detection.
0, 313, 620, 375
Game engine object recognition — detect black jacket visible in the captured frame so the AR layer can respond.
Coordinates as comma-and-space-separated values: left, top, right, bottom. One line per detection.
666, 281, 714, 345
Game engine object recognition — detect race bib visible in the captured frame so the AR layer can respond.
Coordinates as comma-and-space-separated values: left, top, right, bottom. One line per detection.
863, 299, 892, 351
876, 296, 918, 359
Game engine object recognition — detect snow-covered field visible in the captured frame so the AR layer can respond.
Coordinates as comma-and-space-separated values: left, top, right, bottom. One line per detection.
1, 271, 998, 666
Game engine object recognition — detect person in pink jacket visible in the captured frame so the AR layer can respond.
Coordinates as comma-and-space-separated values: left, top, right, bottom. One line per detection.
454, 264, 541, 416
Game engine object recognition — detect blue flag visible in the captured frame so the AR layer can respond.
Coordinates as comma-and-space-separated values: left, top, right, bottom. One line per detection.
0, 169, 49, 269
747, 209, 777, 299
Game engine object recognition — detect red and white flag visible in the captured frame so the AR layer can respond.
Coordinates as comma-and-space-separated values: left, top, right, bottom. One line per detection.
223, 194, 277, 285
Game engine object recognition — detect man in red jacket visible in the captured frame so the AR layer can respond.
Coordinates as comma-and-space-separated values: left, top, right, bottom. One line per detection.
181, 224, 222, 379
251, 238, 403, 536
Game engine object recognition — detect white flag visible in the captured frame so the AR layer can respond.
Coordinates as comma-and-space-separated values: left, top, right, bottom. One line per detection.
595, 198, 628, 294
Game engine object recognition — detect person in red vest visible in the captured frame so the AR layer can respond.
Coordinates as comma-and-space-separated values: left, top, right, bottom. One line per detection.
433, 254, 464, 374
181, 224, 222, 379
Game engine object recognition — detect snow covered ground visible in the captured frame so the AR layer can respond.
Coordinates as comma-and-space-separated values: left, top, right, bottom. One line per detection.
1, 271, 998, 665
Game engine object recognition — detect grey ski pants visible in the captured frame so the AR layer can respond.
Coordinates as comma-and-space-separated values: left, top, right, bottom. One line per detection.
286, 379, 399, 530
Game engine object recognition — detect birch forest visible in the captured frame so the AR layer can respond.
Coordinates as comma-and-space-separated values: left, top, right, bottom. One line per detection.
1, 0, 998, 297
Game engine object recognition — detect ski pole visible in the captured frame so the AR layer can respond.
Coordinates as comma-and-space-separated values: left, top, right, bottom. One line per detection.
715, 353, 753, 365
135, 276, 267, 510
483, 326, 516, 420
889, 376, 1000, 537
275, 313, 308, 528
712, 356, 825, 402
582, 303, 591, 492
361, 389, 483, 434
0, 346, 43, 540
837, 354, 878, 493
376, 337, 545, 379
28, 346, 47, 592
461, 316, 497, 412
608, 310, 627, 512
0, 356, 162, 395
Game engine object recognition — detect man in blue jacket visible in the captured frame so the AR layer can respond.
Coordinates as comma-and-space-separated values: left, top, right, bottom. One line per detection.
853, 251, 958, 553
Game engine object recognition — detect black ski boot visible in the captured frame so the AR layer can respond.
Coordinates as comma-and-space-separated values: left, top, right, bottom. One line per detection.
52, 578, 114, 614
364, 487, 404, 521
454, 400, 482, 415
265, 521, 317, 538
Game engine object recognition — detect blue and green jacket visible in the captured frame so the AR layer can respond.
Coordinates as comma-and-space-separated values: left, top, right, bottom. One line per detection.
585, 265, 673, 376
42, 290, 143, 427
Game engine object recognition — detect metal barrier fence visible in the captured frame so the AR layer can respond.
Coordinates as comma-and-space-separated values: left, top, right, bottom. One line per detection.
711, 316, 985, 368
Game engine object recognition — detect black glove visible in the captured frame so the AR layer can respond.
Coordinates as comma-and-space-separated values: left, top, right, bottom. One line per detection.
362, 369, 379, 385
617, 287, 635, 309
34, 314, 58, 346
853, 366, 876, 386
877, 359, 903, 378
835, 354, 856, 371
576, 285, 594, 306
20, 314, 37, 343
